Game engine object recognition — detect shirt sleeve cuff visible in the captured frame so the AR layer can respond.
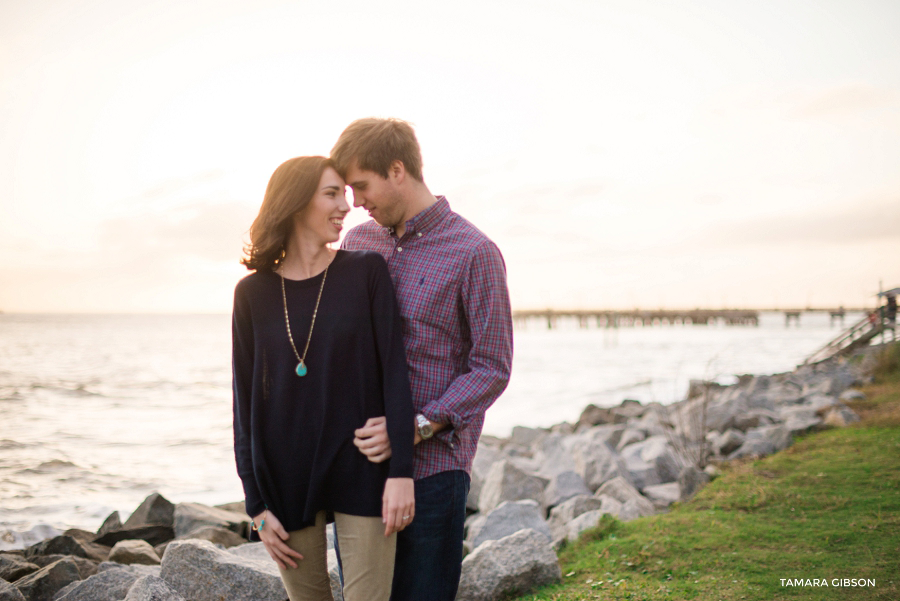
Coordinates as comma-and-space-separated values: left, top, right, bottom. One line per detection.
422, 407, 466, 450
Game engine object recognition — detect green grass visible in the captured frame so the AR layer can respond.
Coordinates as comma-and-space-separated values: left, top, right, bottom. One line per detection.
517, 345, 900, 601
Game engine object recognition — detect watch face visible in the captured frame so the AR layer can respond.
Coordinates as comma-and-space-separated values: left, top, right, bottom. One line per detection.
417, 416, 433, 438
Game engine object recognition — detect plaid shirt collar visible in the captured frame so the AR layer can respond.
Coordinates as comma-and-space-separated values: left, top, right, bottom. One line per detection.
385, 195, 450, 237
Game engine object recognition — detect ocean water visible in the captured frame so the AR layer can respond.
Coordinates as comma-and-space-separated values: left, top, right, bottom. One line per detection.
0, 311, 860, 535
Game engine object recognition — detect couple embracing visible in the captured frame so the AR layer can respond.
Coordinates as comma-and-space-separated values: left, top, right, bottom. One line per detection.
232, 118, 514, 600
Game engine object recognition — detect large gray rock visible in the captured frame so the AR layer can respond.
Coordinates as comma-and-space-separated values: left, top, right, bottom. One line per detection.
677, 465, 709, 500
674, 393, 742, 440
456, 529, 560, 601
628, 408, 669, 437
0, 554, 39, 582
542, 471, 591, 510
745, 424, 792, 452
839, 389, 865, 402
13, 558, 81, 601
563, 509, 610, 542
546, 495, 603, 526
571, 438, 628, 491
547, 495, 604, 545
727, 438, 777, 460
109, 540, 160, 566
94, 526, 174, 549
478, 461, 547, 514
595, 494, 624, 518
125, 494, 175, 530
467, 500, 550, 549
532, 432, 579, 477
594, 477, 655, 518
96, 562, 160, 578
711, 429, 745, 456
25, 534, 105, 563
611, 400, 646, 421
642, 482, 681, 508
225, 543, 269, 562
53, 566, 139, 601
778, 406, 823, 435
732, 409, 778, 432
172, 503, 250, 539
160, 539, 285, 601
804, 394, 839, 412
802, 377, 839, 398
619, 499, 650, 522
468, 443, 502, 512
29, 555, 97, 580
575, 404, 614, 430
583, 424, 626, 450
619, 435, 681, 490
0, 579, 25, 601
509, 426, 547, 448
224, 543, 341, 601
213, 502, 246, 515
178, 526, 246, 549
615, 428, 646, 451
96, 512, 123, 537
326, 549, 343, 601
124, 575, 185, 601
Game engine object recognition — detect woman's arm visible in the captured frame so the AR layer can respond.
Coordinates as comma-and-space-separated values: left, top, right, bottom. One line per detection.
232, 282, 266, 519
366, 253, 416, 535
366, 253, 415, 479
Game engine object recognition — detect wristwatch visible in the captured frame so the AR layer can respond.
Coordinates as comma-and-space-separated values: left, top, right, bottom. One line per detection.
416, 414, 434, 440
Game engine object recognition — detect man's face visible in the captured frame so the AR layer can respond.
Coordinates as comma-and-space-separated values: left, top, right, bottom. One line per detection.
344, 161, 405, 228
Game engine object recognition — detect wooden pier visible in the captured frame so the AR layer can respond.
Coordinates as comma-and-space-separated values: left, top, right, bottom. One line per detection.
512, 308, 869, 329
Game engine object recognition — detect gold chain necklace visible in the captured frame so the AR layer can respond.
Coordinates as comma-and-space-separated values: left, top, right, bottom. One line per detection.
279, 264, 329, 377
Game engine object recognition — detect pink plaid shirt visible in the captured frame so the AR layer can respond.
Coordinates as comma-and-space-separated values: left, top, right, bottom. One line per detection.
342, 197, 513, 480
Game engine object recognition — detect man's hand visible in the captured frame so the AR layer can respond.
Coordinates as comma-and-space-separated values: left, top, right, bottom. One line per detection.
254, 510, 303, 569
355, 416, 451, 463
354, 417, 392, 463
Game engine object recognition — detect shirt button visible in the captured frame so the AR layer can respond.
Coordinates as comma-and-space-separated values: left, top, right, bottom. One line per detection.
396, 247, 403, 252
417, 233, 422, 237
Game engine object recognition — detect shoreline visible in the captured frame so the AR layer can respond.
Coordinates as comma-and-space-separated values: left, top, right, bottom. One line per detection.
2, 345, 893, 601
3, 343, 885, 549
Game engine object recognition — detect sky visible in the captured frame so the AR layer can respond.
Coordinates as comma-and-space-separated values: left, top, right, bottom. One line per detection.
1, 0, 898, 312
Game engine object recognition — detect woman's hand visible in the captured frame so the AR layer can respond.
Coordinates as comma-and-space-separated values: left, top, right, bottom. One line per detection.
253, 510, 303, 569
382, 478, 415, 537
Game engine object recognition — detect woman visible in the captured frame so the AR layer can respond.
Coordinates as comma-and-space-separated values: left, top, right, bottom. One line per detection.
232, 156, 415, 601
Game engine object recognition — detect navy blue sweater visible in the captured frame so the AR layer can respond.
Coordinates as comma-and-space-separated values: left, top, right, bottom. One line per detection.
232, 250, 414, 530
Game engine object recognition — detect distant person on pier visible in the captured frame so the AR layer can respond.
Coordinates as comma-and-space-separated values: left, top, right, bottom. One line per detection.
887, 293, 897, 329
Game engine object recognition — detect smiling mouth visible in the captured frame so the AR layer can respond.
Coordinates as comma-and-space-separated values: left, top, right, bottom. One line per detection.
329, 218, 343, 229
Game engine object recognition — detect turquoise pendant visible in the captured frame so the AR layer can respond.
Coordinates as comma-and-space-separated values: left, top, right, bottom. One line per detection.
295, 361, 307, 377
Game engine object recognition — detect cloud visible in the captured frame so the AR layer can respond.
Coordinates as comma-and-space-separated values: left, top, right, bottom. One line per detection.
98, 200, 254, 263
685, 198, 900, 249
788, 84, 900, 120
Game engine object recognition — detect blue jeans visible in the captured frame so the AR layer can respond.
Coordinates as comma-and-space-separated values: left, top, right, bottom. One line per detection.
390, 470, 470, 601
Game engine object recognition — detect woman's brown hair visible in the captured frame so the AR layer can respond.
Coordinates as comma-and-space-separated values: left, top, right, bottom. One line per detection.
241, 156, 331, 271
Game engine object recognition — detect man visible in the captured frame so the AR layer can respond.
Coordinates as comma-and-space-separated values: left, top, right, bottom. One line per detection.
332, 118, 513, 600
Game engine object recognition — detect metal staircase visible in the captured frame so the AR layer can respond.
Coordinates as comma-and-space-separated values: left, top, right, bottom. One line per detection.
803, 312, 888, 366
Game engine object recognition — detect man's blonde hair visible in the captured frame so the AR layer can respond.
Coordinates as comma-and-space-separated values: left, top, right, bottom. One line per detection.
331, 118, 424, 182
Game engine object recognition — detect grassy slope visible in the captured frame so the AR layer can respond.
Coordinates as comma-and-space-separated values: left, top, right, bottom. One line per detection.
518, 344, 900, 601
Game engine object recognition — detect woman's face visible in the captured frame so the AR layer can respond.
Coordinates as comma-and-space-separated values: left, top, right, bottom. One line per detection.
296, 167, 350, 245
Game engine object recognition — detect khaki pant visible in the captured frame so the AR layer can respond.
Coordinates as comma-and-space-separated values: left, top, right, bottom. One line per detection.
278, 510, 396, 601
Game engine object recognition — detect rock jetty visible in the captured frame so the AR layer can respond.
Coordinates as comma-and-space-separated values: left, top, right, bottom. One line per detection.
0, 356, 869, 601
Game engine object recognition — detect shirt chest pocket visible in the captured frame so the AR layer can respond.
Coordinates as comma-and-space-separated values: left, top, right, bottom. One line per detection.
397, 266, 460, 337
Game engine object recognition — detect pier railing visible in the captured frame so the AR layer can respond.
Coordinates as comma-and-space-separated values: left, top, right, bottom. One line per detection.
802, 313, 885, 365
513, 309, 761, 329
